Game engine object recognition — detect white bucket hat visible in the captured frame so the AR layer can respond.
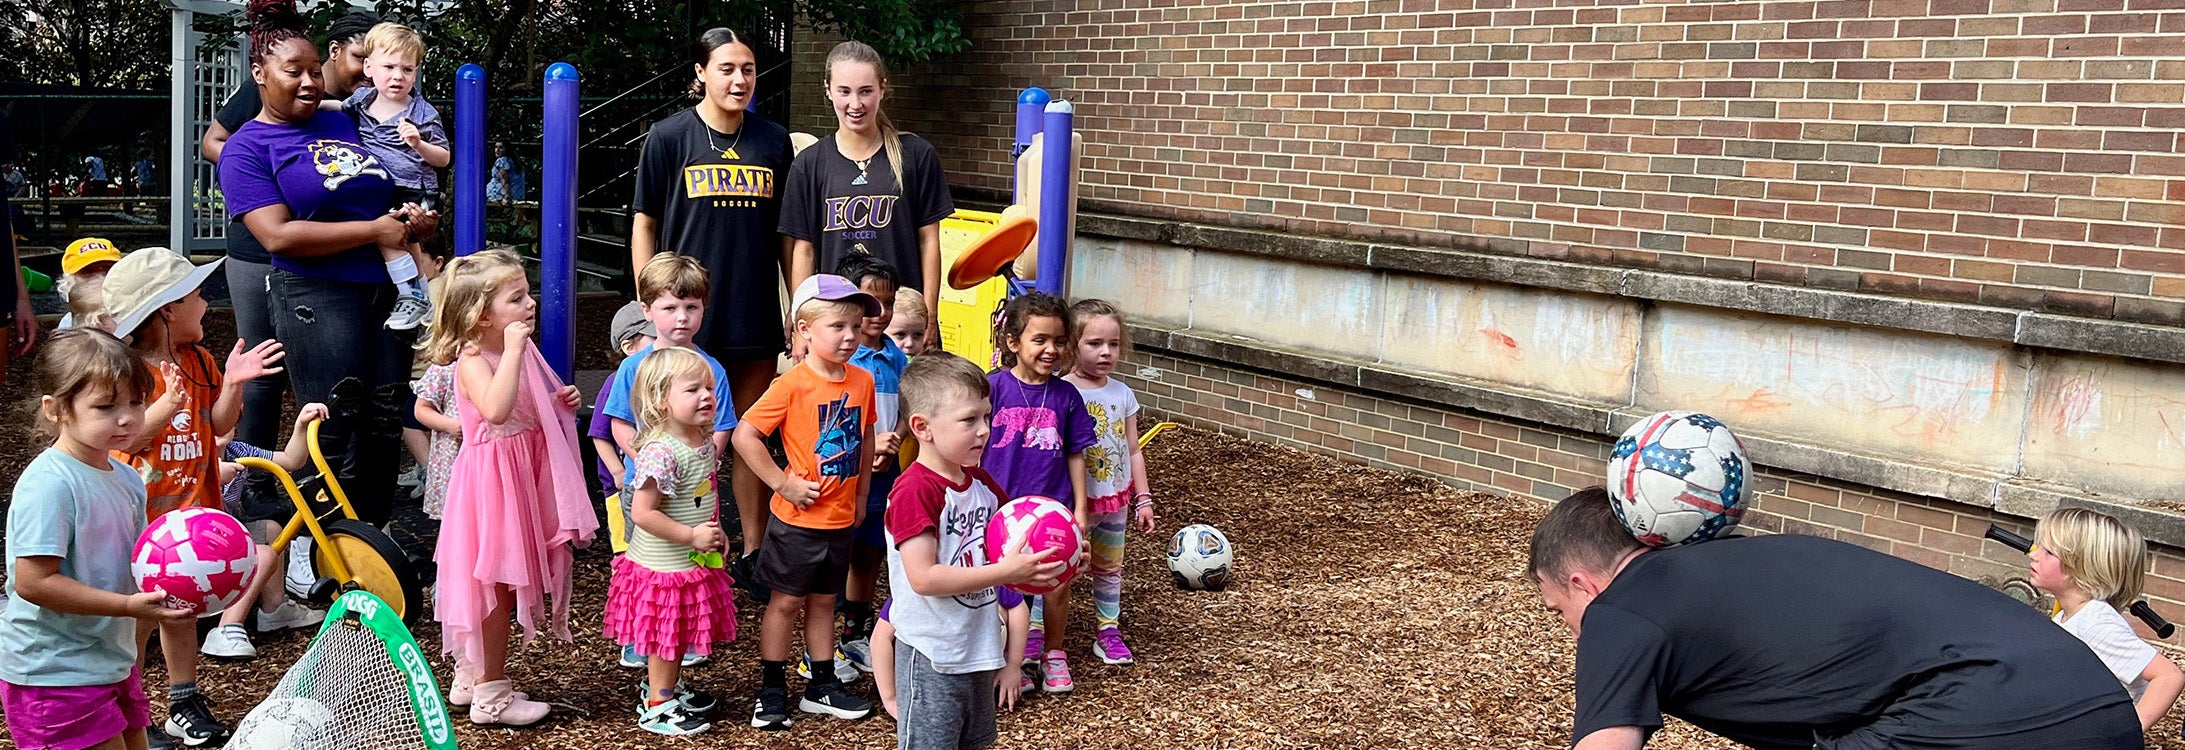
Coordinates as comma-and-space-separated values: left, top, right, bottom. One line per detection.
103, 247, 223, 337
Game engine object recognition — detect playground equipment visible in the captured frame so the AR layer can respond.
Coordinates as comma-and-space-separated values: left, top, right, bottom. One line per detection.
936, 87, 1080, 366
450, 62, 581, 383
234, 379, 426, 624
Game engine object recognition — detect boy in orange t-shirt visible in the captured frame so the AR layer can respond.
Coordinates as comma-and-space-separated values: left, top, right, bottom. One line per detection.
731, 274, 880, 729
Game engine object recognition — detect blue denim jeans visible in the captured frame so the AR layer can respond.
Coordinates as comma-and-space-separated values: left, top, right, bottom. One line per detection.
267, 270, 412, 524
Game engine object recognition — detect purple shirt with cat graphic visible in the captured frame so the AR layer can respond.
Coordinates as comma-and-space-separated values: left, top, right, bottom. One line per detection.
983, 369, 1097, 503
218, 109, 395, 283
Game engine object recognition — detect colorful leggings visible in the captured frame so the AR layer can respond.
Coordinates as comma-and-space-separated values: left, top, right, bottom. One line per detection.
1032, 509, 1127, 631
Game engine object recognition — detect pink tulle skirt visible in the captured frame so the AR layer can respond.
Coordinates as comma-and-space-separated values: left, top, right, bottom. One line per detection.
602, 555, 737, 659
435, 427, 575, 668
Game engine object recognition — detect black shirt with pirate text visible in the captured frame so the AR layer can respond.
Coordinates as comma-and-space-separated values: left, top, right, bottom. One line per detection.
632, 108, 791, 360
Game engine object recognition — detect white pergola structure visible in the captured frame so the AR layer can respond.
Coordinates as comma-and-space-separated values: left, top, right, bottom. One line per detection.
165, 0, 243, 254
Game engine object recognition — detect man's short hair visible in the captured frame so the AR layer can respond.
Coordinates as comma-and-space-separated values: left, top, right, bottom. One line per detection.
900, 351, 989, 423
637, 253, 710, 305
1527, 487, 1644, 584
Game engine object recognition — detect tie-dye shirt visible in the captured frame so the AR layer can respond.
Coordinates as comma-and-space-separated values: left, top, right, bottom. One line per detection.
982, 369, 1096, 503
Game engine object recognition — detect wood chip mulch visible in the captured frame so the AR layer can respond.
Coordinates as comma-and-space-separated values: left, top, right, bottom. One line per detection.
7, 318, 2185, 747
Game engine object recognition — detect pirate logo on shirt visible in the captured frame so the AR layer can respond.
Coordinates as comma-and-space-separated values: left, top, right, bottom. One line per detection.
309, 139, 390, 190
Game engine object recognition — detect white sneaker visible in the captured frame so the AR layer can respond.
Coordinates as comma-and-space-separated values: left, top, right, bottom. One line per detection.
200, 624, 257, 660
396, 465, 423, 488
385, 291, 430, 331
255, 600, 324, 631
284, 538, 316, 600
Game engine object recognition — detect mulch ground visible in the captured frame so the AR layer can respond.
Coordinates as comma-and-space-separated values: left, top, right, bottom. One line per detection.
4, 302, 2185, 748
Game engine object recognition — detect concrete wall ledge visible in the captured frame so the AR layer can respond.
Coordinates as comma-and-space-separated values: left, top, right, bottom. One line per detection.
1129, 321, 2185, 549
1082, 212, 2185, 368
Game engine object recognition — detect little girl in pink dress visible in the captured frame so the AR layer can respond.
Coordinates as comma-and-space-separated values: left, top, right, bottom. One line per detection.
419, 249, 595, 726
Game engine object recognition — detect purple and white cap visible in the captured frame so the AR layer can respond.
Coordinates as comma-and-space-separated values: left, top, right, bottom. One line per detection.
792, 273, 885, 317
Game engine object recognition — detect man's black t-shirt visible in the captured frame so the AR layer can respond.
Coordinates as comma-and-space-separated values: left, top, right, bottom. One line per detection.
1574, 534, 2130, 749
215, 84, 271, 264
777, 133, 953, 296
631, 109, 792, 361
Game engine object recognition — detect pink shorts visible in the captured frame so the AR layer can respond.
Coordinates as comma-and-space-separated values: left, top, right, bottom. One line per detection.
1, 667, 150, 750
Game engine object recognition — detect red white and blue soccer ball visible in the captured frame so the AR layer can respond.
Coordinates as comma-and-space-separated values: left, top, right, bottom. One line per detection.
982, 496, 1084, 596
132, 508, 256, 615
1607, 411, 1750, 548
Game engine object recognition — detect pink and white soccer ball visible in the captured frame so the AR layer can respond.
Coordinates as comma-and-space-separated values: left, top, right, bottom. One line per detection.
1607, 411, 1750, 548
132, 508, 256, 615
982, 496, 1084, 596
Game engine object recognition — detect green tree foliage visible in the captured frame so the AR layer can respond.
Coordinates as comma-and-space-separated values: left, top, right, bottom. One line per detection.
0, 0, 174, 90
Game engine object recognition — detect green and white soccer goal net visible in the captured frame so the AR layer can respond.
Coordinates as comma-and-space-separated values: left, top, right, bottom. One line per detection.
227, 591, 456, 750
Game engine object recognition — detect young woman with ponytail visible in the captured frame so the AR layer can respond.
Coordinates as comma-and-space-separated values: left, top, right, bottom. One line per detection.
780, 41, 952, 357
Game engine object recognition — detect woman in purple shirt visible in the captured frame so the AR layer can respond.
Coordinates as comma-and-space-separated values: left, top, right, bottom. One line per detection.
218, 0, 436, 524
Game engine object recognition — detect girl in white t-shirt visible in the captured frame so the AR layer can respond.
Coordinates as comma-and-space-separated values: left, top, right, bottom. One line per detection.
1060, 299, 1157, 668
2029, 507, 2185, 732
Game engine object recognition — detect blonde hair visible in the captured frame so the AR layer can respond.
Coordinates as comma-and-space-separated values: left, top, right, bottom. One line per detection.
2036, 507, 2151, 610
824, 41, 905, 189
636, 253, 711, 305
363, 22, 424, 63
34, 328, 155, 437
892, 287, 927, 329
67, 275, 114, 332
418, 249, 526, 365
630, 346, 714, 451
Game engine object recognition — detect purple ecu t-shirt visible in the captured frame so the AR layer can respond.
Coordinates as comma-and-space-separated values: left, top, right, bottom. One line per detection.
218, 110, 395, 283
982, 369, 1097, 503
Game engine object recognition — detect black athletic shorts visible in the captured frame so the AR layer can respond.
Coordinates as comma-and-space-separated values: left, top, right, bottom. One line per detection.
755, 516, 853, 598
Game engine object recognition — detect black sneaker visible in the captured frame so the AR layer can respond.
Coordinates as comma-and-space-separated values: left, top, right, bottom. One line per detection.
799, 679, 873, 720
164, 694, 232, 747
730, 552, 771, 602
750, 686, 793, 731
637, 697, 711, 736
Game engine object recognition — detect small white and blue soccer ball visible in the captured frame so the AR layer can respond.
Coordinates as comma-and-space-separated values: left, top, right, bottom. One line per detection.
1169, 524, 1233, 591
1607, 411, 1750, 548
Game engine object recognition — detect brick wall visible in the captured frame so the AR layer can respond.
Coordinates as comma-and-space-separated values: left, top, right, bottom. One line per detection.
794, 0, 2185, 326
1123, 346, 2185, 645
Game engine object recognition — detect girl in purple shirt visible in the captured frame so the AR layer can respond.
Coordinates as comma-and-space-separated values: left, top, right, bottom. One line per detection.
981, 291, 1096, 695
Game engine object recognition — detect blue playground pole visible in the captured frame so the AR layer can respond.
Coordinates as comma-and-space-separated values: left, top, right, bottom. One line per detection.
453, 64, 485, 256
1013, 88, 1050, 197
541, 62, 579, 383
1035, 99, 1074, 297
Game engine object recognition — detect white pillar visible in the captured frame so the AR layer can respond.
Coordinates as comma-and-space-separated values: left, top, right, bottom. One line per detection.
167, 4, 192, 251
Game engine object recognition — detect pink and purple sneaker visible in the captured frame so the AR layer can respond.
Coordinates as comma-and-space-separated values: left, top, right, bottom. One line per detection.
1041, 650, 1074, 693
1095, 627, 1135, 666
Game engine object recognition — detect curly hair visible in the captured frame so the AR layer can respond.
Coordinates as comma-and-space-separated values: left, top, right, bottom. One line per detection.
991, 291, 1070, 369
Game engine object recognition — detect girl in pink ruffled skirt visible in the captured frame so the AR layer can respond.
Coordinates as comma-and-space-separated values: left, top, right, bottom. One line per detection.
601, 345, 738, 735
420, 249, 597, 727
